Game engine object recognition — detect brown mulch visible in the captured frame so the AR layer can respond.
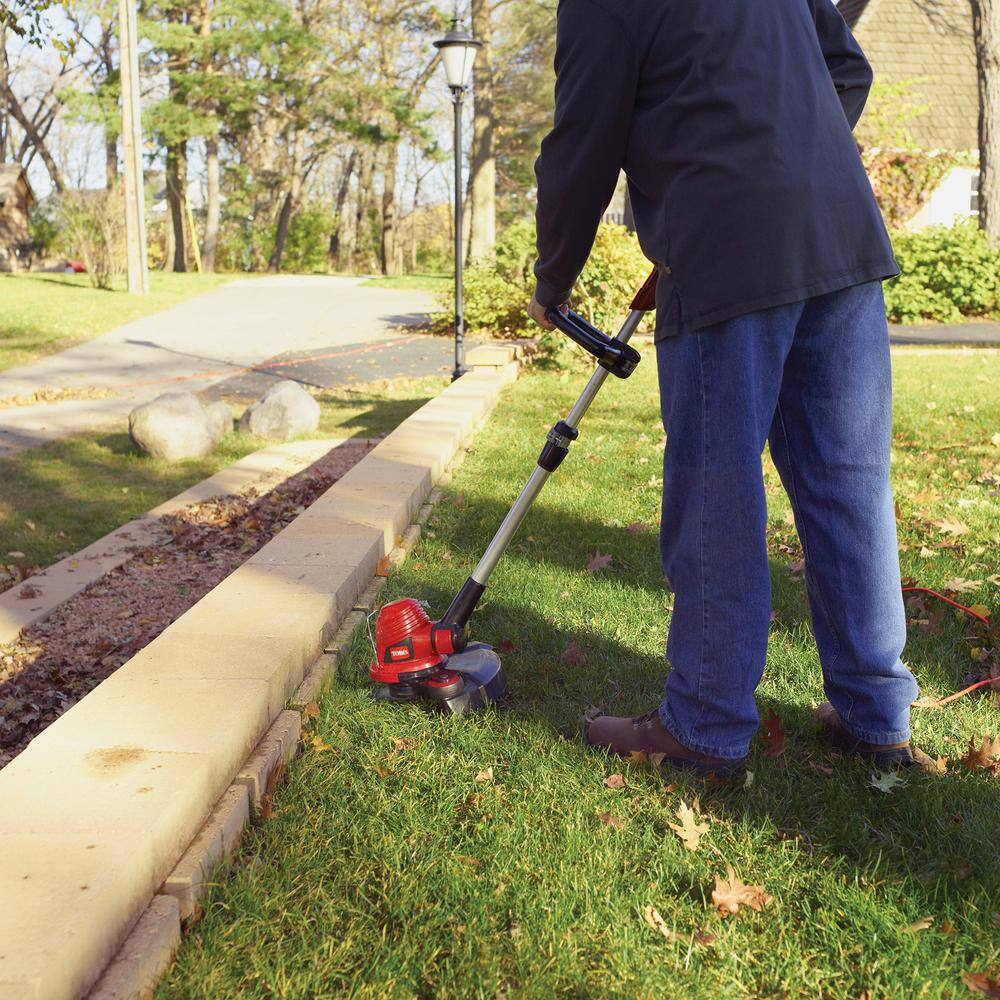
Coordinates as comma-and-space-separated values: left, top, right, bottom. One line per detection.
0, 439, 374, 768
0, 386, 117, 410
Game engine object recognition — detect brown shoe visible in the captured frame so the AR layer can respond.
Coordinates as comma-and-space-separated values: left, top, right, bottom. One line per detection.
586, 709, 746, 777
815, 702, 914, 767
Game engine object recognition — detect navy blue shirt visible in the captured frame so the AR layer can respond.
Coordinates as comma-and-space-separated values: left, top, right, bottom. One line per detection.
533, 0, 898, 335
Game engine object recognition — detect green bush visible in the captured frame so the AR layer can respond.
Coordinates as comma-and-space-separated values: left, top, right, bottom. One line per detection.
278, 205, 332, 274
441, 221, 651, 345
885, 220, 1000, 324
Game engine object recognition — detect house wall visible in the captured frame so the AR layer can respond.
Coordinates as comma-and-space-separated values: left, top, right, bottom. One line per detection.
906, 165, 978, 229
0, 178, 32, 273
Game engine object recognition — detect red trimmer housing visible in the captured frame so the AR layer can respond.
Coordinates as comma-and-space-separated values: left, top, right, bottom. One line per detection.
370, 598, 464, 683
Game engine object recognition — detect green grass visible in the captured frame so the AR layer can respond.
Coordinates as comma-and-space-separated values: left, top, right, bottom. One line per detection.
157, 345, 999, 998
0, 376, 446, 570
360, 272, 450, 292
0, 271, 234, 372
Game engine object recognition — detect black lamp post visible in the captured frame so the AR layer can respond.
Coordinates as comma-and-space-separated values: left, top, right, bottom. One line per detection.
434, 18, 482, 380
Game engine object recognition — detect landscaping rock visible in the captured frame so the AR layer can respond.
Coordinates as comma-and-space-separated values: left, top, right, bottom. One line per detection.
129, 392, 216, 460
205, 400, 233, 441
239, 380, 320, 440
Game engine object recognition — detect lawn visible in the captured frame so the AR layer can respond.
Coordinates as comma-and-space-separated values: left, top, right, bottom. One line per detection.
360, 272, 450, 293
0, 376, 447, 575
159, 345, 1000, 999
0, 271, 233, 372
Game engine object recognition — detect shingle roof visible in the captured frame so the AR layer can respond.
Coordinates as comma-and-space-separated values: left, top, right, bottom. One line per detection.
842, 0, 978, 151
0, 165, 34, 204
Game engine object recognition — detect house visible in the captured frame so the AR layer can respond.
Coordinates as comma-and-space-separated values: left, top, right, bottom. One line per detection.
839, 0, 980, 227
0, 165, 36, 272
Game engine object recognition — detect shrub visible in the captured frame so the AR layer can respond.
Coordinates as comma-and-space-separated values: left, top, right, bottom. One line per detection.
885, 220, 1000, 324
53, 188, 125, 289
441, 221, 652, 346
278, 205, 333, 274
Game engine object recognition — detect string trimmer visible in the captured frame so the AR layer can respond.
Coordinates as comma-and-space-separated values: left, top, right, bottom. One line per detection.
369, 268, 659, 715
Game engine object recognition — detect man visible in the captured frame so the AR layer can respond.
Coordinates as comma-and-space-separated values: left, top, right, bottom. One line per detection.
528, 0, 918, 775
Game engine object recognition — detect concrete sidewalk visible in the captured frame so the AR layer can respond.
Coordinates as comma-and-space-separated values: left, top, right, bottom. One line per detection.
889, 321, 1000, 345
0, 275, 436, 455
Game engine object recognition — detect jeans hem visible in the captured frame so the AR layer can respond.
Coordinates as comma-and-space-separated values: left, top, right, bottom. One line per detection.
838, 721, 912, 745
658, 701, 750, 761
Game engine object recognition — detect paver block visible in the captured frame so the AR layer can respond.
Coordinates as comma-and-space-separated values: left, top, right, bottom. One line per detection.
162, 785, 250, 920
466, 343, 518, 368
290, 653, 338, 709
235, 710, 302, 808
324, 610, 368, 655
353, 576, 388, 611
87, 895, 181, 1000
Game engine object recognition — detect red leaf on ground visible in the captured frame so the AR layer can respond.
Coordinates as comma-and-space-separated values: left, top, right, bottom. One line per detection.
597, 810, 625, 829
560, 640, 587, 667
375, 556, 393, 577
959, 734, 1000, 772
499, 639, 519, 654
586, 548, 613, 573
963, 970, 1000, 997
761, 709, 787, 758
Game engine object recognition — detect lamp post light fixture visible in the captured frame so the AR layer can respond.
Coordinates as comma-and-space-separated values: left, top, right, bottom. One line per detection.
434, 18, 482, 380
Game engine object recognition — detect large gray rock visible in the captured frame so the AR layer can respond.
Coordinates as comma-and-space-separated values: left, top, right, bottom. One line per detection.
205, 399, 233, 442
129, 391, 217, 460
239, 380, 320, 440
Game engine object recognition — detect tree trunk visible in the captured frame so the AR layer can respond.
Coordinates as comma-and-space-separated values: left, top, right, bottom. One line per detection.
4, 89, 65, 192
329, 149, 356, 268
268, 128, 304, 272
203, 136, 220, 271
166, 141, 187, 272
105, 134, 118, 188
467, 0, 496, 261
380, 143, 399, 275
973, 0, 1000, 242
352, 147, 375, 271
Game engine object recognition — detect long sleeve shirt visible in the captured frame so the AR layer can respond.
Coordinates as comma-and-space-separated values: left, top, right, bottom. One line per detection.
532, 0, 898, 336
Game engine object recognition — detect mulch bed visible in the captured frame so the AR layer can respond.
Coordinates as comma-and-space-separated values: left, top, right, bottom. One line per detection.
0, 439, 374, 769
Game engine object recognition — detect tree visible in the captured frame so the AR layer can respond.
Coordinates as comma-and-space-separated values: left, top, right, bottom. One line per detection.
468, 0, 495, 260
972, 0, 1000, 241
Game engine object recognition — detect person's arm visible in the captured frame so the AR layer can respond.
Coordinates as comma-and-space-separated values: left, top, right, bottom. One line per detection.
531, 0, 639, 319
810, 0, 873, 129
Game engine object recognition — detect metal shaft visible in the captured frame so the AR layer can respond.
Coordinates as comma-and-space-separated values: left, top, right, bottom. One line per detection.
469, 307, 645, 586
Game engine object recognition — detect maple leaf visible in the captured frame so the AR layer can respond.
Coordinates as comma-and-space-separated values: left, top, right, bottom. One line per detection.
642, 905, 678, 940
711, 865, 773, 916
667, 799, 710, 851
959, 734, 1000, 772
869, 770, 906, 793
560, 640, 587, 667
603, 773, 626, 789
963, 970, 1000, 997
597, 810, 625, 829
912, 747, 949, 774
943, 577, 982, 594
475, 767, 494, 783
761, 708, 787, 758
931, 518, 970, 537
586, 547, 613, 573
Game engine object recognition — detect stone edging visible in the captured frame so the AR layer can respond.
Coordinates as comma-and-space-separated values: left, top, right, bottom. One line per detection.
0, 345, 520, 1000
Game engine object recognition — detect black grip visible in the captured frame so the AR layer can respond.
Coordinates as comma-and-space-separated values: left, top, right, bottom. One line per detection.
545, 307, 640, 379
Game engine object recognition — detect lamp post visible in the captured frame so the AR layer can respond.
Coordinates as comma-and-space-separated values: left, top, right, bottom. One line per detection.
434, 18, 481, 381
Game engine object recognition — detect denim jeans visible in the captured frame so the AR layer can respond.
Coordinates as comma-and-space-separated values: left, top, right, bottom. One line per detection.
656, 280, 917, 760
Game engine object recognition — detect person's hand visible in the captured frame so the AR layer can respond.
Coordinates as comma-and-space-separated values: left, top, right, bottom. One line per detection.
528, 295, 568, 330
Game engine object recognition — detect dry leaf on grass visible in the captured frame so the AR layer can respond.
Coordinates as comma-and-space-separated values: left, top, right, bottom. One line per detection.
624, 750, 648, 766
603, 773, 626, 789
309, 734, 334, 753
963, 970, 1000, 997
642, 905, 679, 940
560, 640, 587, 667
597, 810, 625, 829
869, 771, 906, 793
761, 708, 787, 758
931, 518, 970, 537
586, 548, 614, 573
302, 702, 319, 720
902, 917, 934, 934
960, 734, 1000, 772
943, 578, 982, 594
375, 556, 393, 577
912, 747, 949, 774
667, 799, 710, 851
711, 865, 773, 916
475, 767, 494, 783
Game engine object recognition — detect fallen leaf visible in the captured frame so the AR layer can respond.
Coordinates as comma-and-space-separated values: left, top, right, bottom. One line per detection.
454, 492, 465, 508
309, 734, 334, 753
963, 970, 1000, 997
475, 767, 494, 783
943, 577, 982, 594
919, 546, 936, 558
959, 734, 1000, 772
597, 810, 625, 829
642, 905, 678, 940
586, 548, 613, 573
648, 752, 666, 767
912, 747, 949, 774
624, 750, 648, 766
969, 604, 990, 621
869, 771, 906, 793
374, 764, 392, 778
626, 522, 651, 534
375, 556, 393, 577
902, 916, 934, 934
24, 520, 35, 531
499, 638, 519, 654
560, 640, 587, 667
931, 518, 970, 537
17, 584, 41, 599
912, 695, 941, 708
603, 773, 626, 789
392, 737, 418, 751
693, 929, 717, 946
743, 770, 755, 788
761, 708, 787, 758
711, 865, 773, 916
302, 702, 319, 719
667, 799, 710, 851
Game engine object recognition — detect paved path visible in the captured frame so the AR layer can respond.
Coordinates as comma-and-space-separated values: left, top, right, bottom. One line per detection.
0, 276, 440, 456
889, 321, 1000, 345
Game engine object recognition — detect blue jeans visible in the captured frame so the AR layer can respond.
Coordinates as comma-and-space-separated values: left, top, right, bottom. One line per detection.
656, 280, 917, 760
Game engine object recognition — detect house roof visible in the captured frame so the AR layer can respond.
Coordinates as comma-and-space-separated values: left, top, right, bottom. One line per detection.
839, 0, 979, 150
0, 165, 35, 206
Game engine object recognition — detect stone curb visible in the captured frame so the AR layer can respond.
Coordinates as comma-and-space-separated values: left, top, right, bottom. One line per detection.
0, 438, 368, 647
0, 346, 519, 1000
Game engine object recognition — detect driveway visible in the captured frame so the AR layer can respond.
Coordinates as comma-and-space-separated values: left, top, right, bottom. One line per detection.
0, 276, 444, 456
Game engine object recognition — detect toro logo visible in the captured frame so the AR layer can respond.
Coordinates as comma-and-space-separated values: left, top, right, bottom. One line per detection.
389, 646, 410, 659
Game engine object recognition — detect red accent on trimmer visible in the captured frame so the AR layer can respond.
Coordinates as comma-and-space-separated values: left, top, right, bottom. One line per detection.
629, 267, 659, 312
370, 598, 446, 682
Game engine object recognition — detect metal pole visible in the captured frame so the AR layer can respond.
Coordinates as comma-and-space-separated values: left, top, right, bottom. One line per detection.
452, 88, 465, 380
119, 0, 148, 294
